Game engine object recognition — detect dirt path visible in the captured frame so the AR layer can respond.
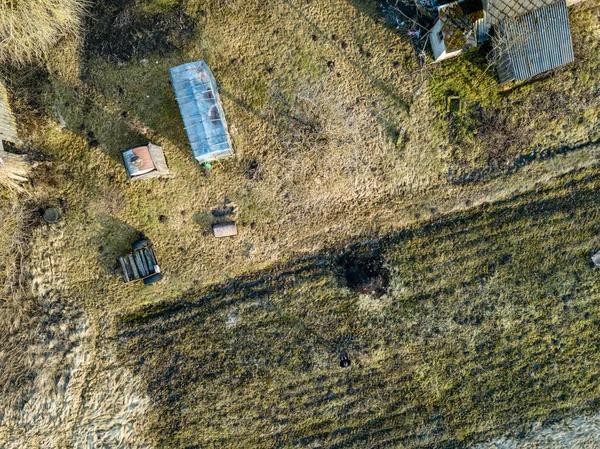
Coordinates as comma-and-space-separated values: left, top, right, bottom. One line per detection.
472, 413, 600, 449
0, 222, 152, 449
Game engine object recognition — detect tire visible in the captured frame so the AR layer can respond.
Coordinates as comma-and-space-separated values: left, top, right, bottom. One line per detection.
132, 239, 151, 250
143, 273, 163, 285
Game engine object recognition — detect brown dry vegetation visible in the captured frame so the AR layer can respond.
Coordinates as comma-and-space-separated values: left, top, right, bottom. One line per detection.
0, 0, 86, 66
1, 0, 600, 447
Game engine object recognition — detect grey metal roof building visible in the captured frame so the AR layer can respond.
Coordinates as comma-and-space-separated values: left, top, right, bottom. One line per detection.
493, 0, 574, 83
169, 61, 234, 163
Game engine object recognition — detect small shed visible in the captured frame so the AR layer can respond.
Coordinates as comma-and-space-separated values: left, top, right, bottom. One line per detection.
169, 61, 234, 164
0, 79, 21, 151
121, 143, 169, 180
429, 0, 487, 62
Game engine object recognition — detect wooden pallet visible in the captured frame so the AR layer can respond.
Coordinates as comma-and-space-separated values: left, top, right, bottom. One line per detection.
118, 247, 158, 282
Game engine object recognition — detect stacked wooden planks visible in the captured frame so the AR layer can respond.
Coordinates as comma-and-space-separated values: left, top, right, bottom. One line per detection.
118, 247, 158, 282
0, 80, 21, 146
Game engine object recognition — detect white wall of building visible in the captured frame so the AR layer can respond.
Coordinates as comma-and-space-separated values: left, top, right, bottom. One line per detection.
429, 20, 463, 62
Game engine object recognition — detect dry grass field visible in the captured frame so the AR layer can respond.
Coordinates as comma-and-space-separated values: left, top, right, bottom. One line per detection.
116, 167, 600, 448
1, 0, 600, 447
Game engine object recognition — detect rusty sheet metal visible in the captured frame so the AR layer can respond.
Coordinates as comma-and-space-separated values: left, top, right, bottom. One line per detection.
122, 145, 155, 177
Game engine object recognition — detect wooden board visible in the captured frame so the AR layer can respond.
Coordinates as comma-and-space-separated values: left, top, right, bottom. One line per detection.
213, 221, 238, 238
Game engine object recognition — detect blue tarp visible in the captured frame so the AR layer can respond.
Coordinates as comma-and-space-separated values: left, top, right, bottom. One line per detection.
169, 61, 234, 163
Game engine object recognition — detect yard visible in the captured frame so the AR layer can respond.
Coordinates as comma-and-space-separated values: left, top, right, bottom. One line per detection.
1, 0, 600, 447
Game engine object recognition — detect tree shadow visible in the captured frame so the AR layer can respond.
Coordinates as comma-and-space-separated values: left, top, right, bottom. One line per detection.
94, 214, 144, 274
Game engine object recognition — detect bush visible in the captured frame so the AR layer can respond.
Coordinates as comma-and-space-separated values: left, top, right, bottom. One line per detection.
0, 0, 86, 66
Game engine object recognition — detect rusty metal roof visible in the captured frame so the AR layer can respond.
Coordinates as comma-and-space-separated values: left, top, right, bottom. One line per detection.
122, 145, 155, 177
121, 143, 170, 180
495, 0, 574, 82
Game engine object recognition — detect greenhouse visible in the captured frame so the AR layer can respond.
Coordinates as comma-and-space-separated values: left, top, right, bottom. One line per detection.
169, 61, 234, 163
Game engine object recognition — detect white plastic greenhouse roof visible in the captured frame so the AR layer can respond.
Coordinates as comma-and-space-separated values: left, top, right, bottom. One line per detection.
169, 61, 234, 163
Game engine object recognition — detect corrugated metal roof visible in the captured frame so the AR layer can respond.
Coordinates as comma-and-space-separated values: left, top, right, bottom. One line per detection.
487, 0, 557, 25
475, 16, 489, 43
495, 0, 573, 82
0, 80, 20, 145
169, 61, 234, 163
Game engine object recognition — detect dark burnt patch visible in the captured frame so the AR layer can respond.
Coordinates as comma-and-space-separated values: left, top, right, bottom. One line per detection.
245, 159, 263, 181
339, 252, 389, 297
85, 0, 196, 62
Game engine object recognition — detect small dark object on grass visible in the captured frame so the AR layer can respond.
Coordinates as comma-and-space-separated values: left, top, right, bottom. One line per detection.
340, 355, 351, 368
245, 160, 263, 181
447, 96, 462, 113
42, 207, 60, 223
132, 239, 151, 250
